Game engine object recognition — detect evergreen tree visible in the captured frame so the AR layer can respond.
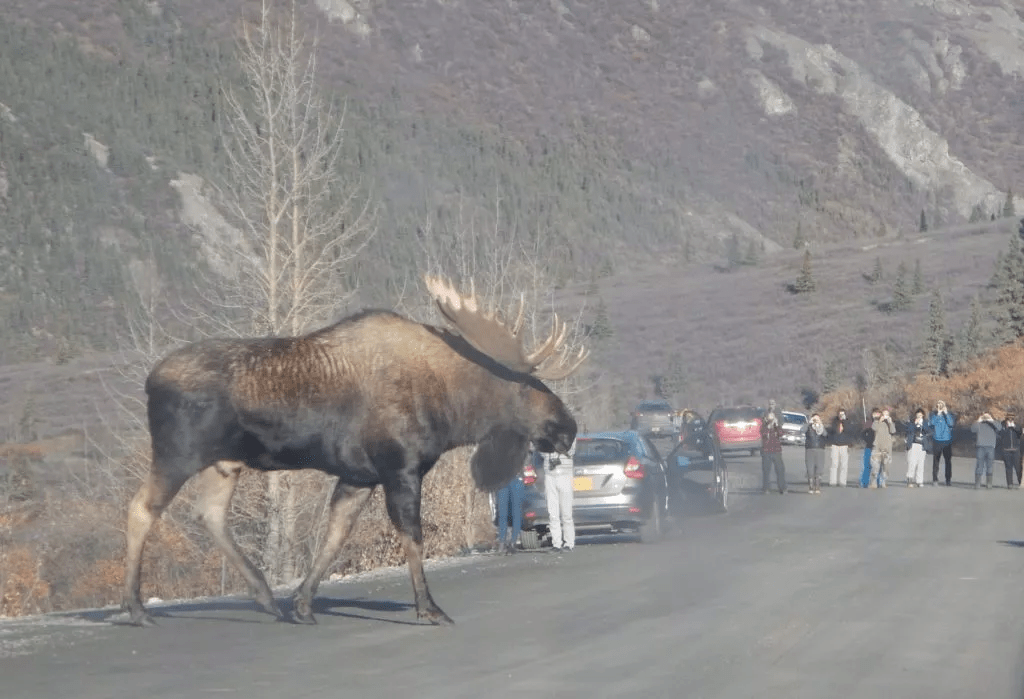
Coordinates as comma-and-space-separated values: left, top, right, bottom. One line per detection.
868, 256, 883, 285
793, 249, 816, 293
590, 296, 614, 340
683, 235, 693, 263
1004, 188, 1016, 218
969, 204, 986, 224
912, 259, 923, 294
743, 240, 759, 266
991, 231, 1024, 342
921, 290, 948, 376
822, 359, 841, 394
657, 353, 687, 402
990, 251, 1007, 289
792, 224, 805, 249
919, 209, 928, 232
891, 261, 911, 311
958, 295, 985, 364
726, 233, 742, 269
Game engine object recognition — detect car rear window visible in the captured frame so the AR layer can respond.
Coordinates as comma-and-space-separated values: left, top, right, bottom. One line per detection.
636, 401, 672, 412
574, 438, 629, 463
712, 408, 760, 422
783, 413, 807, 424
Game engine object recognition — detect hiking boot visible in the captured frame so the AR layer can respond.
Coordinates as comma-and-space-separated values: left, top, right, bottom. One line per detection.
986, 474, 993, 489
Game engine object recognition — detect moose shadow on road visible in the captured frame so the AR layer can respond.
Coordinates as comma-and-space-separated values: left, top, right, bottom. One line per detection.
67, 595, 419, 627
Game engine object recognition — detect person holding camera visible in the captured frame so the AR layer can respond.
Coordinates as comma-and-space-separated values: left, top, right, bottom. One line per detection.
929, 400, 956, 486
760, 410, 788, 494
904, 408, 930, 487
828, 408, 855, 487
869, 408, 896, 488
999, 414, 1022, 488
971, 412, 1001, 490
804, 413, 828, 494
539, 439, 577, 552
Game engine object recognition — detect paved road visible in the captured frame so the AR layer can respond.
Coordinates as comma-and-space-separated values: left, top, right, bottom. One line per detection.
3, 450, 1023, 698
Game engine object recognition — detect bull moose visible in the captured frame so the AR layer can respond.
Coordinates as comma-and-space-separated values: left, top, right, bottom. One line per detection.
123, 275, 587, 626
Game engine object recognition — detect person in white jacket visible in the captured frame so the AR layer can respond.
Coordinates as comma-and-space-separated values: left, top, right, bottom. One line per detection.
539, 440, 577, 552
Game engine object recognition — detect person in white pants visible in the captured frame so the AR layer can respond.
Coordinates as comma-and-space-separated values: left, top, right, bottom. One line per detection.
540, 440, 576, 552
904, 408, 928, 487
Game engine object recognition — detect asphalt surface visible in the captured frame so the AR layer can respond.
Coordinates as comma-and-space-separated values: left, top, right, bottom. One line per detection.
3, 449, 1024, 699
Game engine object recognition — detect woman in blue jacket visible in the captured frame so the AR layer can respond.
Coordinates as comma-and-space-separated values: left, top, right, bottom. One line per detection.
929, 400, 956, 486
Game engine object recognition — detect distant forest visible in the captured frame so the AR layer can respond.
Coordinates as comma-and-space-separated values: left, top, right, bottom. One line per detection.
0, 6, 699, 363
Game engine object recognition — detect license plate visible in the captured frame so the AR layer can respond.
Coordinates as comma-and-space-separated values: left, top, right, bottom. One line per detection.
573, 476, 593, 491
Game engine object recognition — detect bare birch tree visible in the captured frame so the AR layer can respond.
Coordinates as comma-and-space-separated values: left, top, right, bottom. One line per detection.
198, 0, 374, 583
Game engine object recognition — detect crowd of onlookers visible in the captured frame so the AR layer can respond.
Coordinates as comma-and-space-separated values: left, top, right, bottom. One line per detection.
759, 400, 1024, 494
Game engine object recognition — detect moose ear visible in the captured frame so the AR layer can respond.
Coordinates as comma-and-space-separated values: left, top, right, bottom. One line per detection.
471, 428, 530, 492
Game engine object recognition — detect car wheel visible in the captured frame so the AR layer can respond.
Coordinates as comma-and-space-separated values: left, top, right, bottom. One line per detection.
750, 448, 759, 456
639, 501, 663, 544
717, 467, 729, 513
520, 529, 541, 551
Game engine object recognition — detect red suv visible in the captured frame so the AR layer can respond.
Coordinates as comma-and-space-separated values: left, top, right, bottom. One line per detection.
707, 406, 763, 455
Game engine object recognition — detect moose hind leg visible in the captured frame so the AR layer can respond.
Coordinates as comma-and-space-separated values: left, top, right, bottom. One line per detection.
292, 480, 375, 624
123, 468, 188, 626
192, 462, 283, 620
383, 477, 454, 625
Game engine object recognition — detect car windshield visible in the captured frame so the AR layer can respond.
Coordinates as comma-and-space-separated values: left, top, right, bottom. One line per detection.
574, 438, 629, 463
783, 413, 807, 425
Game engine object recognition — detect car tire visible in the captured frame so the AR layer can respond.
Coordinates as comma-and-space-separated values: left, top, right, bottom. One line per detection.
750, 448, 759, 456
717, 467, 729, 513
639, 501, 663, 544
520, 529, 541, 551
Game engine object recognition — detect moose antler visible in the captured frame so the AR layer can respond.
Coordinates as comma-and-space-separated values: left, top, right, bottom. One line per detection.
424, 275, 588, 379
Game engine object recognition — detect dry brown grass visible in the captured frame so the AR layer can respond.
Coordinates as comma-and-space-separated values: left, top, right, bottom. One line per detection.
0, 443, 496, 618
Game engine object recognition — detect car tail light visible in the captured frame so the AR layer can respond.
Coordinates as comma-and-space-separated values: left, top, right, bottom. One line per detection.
629, 507, 641, 513
525, 511, 536, 519
624, 456, 645, 479
523, 464, 537, 486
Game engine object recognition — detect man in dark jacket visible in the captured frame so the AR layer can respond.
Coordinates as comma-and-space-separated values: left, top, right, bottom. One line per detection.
1000, 415, 1022, 489
804, 413, 828, 494
929, 401, 956, 486
760, 410, 787, 494
829, 408, 855, 487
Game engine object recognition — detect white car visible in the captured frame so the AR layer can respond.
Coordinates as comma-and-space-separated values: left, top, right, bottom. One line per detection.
780, 411, 808, 446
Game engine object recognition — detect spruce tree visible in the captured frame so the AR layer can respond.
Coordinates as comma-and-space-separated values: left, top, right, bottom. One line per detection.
792, 224, 805, 249
921, 290, 947, 375
793, 249, 816, 293
969, 204, 986, 223
912, 259, 923, 294
868, 256, 883, 284
744, 240, 759, 266
590, 296, 614, 341
992, 231, 1024, 342
658, 353, 687, 402
990, 251, 1007, 289
958, 295, 984, 364
1004, 188, 1016, 219
919, 209, 928, 232
726, 233, 742, 269
891, 261, 911, 311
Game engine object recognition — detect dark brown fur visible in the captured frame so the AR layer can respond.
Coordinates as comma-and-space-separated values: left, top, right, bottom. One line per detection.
123, 309, 577, 627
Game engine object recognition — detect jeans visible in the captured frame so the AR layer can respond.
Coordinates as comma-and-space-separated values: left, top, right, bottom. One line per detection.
975, 446, 995, 477
495, 477, 524, 545
861, 448, 872, 487
761, 451, 787, 492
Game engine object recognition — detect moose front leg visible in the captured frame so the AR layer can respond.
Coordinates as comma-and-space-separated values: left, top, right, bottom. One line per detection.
382, 475, 454, 625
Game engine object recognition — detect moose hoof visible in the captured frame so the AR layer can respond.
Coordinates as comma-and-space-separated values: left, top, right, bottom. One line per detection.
291, 598, 317, 625
419, 606, 455, 626
254, 594, 285, 621
126, 607, 157, 627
